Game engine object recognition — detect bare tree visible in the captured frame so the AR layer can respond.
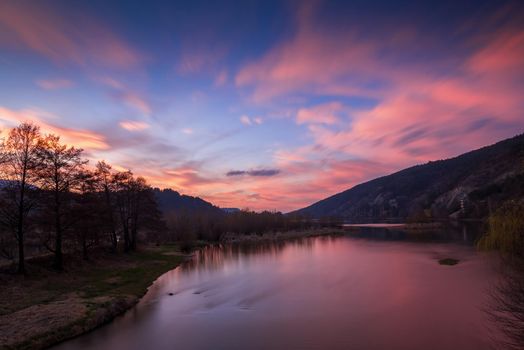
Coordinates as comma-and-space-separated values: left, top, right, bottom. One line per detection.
112, 172, 160, 252
112, 170, 134, 252
71, 169, 103, 260
0, 122, 42, 274
36, 134, 87, 270
94, 161, 118, 252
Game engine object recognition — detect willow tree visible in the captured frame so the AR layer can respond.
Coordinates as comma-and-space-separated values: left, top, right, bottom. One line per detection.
0, 122, 42, 274
478, 201, 524, 349
36, 134, 87, 271
478, 201, 524, 258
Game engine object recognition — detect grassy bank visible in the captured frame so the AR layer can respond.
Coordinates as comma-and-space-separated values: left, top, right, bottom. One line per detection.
0, 228, 344, 350
0, 245, 188, 350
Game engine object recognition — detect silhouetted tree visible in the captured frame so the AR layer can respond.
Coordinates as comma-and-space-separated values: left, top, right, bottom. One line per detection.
94, 161, 118, 252
71, 169, 102, 260
0, 122, 42, 274
112, 170, 135, 252
36, 134, 87, 270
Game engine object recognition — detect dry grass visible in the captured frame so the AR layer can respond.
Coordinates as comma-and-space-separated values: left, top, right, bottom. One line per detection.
0, 245, 187, 350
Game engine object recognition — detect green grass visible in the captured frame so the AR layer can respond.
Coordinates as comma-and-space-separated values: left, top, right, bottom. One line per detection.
438, 258, 459, 266
1, 245, 189, 350
66, 246, 186, 299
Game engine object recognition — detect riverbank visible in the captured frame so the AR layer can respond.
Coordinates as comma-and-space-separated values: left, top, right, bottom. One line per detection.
0, 228, 345, 350
0, 245, 189, 350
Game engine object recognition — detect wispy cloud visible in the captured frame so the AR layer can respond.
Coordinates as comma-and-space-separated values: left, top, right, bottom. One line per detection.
240, 115, 252, 125
119, 120, 150, 131
36, 78, 74, 90
214, 69, 228, 86
0, 106, 109, 150
296, 102, 344, 125
0, 2, 144, 69
96, 77, 152, 116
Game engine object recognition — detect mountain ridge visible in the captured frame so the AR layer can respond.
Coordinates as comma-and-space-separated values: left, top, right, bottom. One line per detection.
294, 133, 524, 221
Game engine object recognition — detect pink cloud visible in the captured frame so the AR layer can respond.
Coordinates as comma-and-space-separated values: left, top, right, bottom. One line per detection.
119, 120, 150, 132
226, 4, 524, 211
95, 77, 152, 116
0, 2, 144, 69
240, 115, 252, 125
36, 78, 74, 90
177, 45, 228, 75
214, 69, 228, 86
116, 92, 152, 116
468, 29, 524, 75
296, 102, 344, 125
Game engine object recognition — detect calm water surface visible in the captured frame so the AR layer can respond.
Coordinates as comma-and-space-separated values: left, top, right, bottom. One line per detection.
54, 231, 499, 350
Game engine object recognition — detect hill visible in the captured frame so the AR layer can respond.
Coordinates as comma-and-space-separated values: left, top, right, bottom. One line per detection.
152, 188, 223, 217
295, 133, 524, 221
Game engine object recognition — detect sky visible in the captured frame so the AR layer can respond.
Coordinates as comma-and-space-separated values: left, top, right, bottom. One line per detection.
0, 0, 523, 212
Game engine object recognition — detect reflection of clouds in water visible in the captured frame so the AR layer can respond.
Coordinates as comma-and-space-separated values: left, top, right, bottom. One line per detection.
52, 233, 498, 350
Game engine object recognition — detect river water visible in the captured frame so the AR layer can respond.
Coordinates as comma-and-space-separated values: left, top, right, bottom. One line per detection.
54, 228, 501, 350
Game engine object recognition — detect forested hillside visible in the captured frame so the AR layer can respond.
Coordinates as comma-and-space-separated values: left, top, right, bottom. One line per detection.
295, 133, 524, 221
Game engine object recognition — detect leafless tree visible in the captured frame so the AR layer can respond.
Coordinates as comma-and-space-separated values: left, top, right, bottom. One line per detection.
0, 122, 42, 274
36, 134, 87, 270
94, 161, 118, 252
71, 169, 104, 260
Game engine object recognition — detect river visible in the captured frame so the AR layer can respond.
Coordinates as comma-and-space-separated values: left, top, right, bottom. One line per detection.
53, 227, 500, 350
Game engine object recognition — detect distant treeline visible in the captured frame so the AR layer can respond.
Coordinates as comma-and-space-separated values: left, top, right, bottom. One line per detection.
0, 122, 329, 275
164, 209, 335, 243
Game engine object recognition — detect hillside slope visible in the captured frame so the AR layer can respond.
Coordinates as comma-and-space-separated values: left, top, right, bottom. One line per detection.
152, 188, 223, 217
295, 133, 524, 221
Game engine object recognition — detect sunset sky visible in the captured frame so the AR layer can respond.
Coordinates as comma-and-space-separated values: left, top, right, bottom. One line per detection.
0, 0, 523, 211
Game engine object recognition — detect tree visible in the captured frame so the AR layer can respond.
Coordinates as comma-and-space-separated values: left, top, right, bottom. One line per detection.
36, 134, 87, 270
112, 171, 161, 252
94, 161, 118, 252
0, 122, 42, 274
71, 169, 103, 260
479, 201, 524, 349
112, 170, 134, 252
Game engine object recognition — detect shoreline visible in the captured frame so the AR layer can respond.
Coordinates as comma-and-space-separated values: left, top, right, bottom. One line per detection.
1, 229, 343, 350
0, 245, 191, 350
219, 227, 345, 243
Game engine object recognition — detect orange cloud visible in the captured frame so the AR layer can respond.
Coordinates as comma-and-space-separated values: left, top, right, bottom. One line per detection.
119, 120, 150, 131
0, 106, 109, 150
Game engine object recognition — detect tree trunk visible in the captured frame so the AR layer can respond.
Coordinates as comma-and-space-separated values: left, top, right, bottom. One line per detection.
17, 177, 26, 274
123, 221, 130, 253
82, 234, 88, 261
17, 230, 25, 274
53, 195, 63, 271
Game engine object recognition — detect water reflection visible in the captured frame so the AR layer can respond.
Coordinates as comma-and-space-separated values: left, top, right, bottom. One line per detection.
345, 221, 484, 244
54, 232, 498, 350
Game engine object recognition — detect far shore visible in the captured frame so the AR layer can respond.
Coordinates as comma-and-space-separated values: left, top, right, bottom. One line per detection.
220, 227, 346, 243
